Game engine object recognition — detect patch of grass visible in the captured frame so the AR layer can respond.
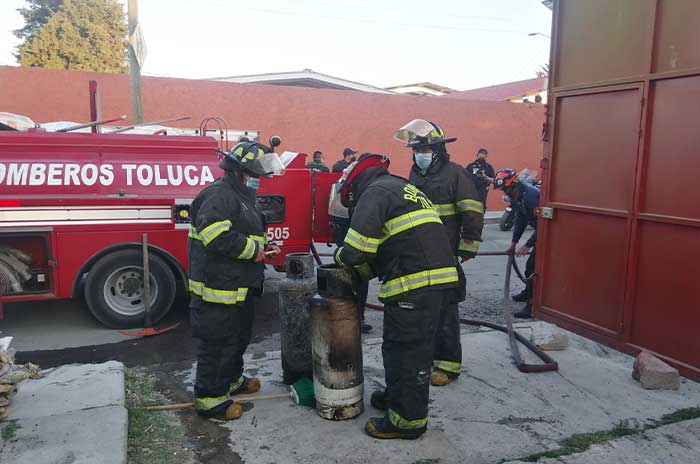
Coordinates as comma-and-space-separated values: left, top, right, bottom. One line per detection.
519, 420, 639, 462
125, 368, 194, 464
1, 420, 19, 441
513, 406, 700, 463
653, 407, 700, 427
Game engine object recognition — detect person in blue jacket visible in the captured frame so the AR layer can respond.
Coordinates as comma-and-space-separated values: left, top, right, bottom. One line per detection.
494, 169, 539, 318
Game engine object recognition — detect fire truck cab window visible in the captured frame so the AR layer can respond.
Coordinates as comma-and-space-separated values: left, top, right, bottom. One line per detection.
256, 195, 286, 224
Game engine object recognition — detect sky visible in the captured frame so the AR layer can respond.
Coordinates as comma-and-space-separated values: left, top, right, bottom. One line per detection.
0, 0, 552, 91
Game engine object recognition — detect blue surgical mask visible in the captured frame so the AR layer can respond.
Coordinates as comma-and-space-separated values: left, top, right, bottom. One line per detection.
414, 152, 433, 171
246, 177, 260, 190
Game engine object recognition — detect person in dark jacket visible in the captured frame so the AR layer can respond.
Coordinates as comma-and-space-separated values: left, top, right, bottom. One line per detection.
465, 148, 496, 206
494, 168, 539, 319
332, 147, 357, 173
395, 119, 484, 387
335, 153, 459, 440
188, 141, 281, 420
328, 177, 372, 333
306, 150, 330, 173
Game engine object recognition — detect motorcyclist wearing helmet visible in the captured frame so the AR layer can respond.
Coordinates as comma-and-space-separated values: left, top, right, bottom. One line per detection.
395, 119, 485, 387
334, 153, 459, 440
188, 141, 282, 420
493, 168, 539, 318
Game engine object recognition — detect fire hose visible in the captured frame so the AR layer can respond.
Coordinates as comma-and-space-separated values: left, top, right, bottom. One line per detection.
359, 251, 558, 373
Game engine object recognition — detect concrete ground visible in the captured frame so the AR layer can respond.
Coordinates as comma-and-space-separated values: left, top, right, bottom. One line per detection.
0, 361, 127, 464
507, 417, 700, 464
171, 322, 700, 464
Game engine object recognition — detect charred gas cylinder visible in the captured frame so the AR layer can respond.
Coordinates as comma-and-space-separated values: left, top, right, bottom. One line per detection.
278, 253, 316, 385
309, 264, 364, 420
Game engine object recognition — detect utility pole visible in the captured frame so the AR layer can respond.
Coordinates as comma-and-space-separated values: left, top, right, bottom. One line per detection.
128, 0, 144, 124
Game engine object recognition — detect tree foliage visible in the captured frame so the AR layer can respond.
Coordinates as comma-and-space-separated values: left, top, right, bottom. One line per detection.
14, 0, 63, 43
17, 0, 128, 73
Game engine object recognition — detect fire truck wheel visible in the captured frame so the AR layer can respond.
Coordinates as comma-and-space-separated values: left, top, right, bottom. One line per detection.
84, 249, 176, 329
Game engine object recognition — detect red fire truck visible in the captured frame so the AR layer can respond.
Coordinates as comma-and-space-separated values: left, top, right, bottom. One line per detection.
0, 127, 339, 328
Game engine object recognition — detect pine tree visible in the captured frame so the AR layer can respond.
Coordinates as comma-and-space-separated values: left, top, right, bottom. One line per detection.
14, 0, 64, 43
17, 0, 128, 73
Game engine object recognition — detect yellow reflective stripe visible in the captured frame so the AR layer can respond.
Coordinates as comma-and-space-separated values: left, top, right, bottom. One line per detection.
228, 376, 244, 395
388, 409, 427, 430
379, 267, 458, 299
188, 227, 201, 240
434, 359, 461, 374
188, 279, 204, 294
250, 234, 267, 246
456, 198, 485, 215
188, 279, 248, 304
458, 239, 480, 253
200, 220, 232, 246
382, 209, 442, 238
237, 237, 256, 260
335, 247, 345, 267
194, 395, 229, 411
202, 287, 248, 304
344, 228, 381, 253
434, 203, 457, 216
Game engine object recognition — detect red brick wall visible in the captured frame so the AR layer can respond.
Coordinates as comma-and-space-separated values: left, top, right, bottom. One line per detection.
0, 66, 544, 210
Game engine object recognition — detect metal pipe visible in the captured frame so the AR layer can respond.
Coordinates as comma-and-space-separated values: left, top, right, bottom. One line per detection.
55, 115, 127, 132
108, 116, 192, 134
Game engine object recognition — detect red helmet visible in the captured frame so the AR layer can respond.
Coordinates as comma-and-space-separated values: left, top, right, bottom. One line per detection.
339, 153, 390, 207
494, 168, 518, 190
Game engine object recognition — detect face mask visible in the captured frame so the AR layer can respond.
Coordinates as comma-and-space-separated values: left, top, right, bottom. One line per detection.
414, 152, 433, 171
246, 177, 260, 190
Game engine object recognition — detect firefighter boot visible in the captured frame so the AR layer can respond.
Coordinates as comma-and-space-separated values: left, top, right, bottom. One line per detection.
513, 304, 532, 319
365, 417, 426, 440
370, 389, 387, 410
196, 400, 244, 421
430, 369, 458, 387
229, 376, 261, 397
512, 290, 528, 302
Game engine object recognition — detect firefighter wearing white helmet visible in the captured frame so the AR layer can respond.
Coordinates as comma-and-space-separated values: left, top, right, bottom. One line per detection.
335, 153, 460, 440
188, 141, 281, 420
394, 119, 485, 387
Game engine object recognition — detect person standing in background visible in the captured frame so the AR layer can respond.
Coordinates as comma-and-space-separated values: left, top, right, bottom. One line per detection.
306, 150, 330, 173
466, 148, 495, 207
332, 147, 357, 173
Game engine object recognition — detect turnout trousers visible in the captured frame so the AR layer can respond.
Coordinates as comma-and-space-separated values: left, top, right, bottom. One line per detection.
382, 289, 446, 430
191, 297, 255, 412
432, 264, 464, 377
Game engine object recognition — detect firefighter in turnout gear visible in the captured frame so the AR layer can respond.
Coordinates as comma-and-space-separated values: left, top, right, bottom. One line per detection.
395, 119, 485, 387
334, 153, 460, 440
188, 141, 281, 420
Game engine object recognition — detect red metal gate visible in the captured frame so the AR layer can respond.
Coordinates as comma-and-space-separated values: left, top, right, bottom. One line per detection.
537, 0, 700, 379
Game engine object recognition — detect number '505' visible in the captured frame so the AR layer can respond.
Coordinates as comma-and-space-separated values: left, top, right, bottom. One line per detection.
266, 226, 290, 240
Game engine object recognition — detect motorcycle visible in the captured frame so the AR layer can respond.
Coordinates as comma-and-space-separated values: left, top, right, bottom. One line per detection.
499, 194, 515, 231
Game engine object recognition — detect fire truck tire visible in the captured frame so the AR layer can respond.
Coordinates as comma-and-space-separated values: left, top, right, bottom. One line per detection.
84, 249, 176, 328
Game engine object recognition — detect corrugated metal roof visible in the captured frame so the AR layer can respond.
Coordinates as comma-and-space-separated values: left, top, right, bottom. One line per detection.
444, 77, 546, 101
207, 69, 395, 94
